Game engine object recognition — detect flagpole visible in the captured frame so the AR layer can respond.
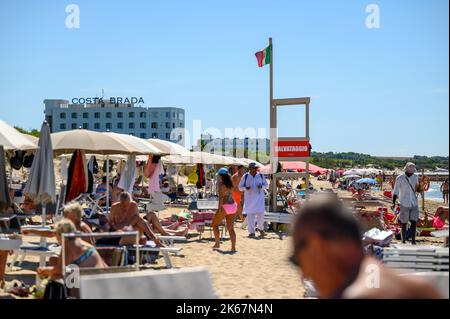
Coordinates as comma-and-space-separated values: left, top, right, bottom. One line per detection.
269, 37, 277, 212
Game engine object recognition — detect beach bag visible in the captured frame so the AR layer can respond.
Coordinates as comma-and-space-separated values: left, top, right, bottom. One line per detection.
43, 280, 67, 300
22, 153, 34, 168
10, 151, 24, 170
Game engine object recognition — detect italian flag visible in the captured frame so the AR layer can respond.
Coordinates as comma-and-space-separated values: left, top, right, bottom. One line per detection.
255, 45, 271, 67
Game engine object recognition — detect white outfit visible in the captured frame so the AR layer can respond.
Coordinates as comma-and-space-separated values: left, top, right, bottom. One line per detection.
393, 173, 419, 208
239, 172, 268, 234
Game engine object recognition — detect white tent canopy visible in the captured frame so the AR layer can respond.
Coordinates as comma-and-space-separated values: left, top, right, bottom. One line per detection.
0, 120, 37, 150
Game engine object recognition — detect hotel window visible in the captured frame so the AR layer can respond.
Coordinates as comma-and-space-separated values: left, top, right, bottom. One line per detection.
94, 112, 100, 119
60, 113, 66, 119
94, 123, 100, 129
129, 123, 135, 129
117, 112, 123, 118
172, 112, 175, 118
180, 121, 183, 127
83, 112, 89, 119
129, 112, 135, 118
71, 123, 77, 129
106, 112, 112, 119
117, 122, 123, 129
71, 113, 77, 119
60, 123, 66, 130
165, 122, 170, 129
179, 113, 184, 121
166, 112, 170, 118
106, 123, 112, 130
140, 112, 146, 118
165, 133, 170, 139
151, 122, 158, 129
82, 123, 89, 129
140, 122, 146, 129
152, 133, 158, 138
140, 133, 147, 138
172, 123, 175, 129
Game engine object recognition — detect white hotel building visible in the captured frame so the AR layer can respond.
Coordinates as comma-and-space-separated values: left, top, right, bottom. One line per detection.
44, 99, 185, 141
198, 134, 270, 158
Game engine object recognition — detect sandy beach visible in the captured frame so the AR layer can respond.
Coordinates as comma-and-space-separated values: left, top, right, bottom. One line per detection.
2, 176, 448, 299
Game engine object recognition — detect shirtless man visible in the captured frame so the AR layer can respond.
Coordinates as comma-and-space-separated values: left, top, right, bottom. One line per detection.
231, 165, 245, 221
441, 179, 449, 204
109, 192, 161, 246
291, 198, 442, 299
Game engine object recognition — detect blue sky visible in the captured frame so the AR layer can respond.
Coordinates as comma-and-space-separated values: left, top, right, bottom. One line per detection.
0, 0, 448, 156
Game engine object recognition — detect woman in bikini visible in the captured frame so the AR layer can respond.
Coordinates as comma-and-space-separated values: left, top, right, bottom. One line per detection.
212, 168, 237, 252
37, 219, 107, 280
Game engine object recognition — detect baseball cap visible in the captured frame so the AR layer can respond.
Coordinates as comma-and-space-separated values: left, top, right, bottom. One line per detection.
217, 167, 229, 175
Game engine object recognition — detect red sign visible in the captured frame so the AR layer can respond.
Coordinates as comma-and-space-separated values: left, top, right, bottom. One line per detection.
274, 139, 310, 158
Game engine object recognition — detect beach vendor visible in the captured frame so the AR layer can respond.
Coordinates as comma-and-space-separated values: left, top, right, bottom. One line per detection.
392, 162, 420, 245
212, 168, 237, 251
239, 163, 268, 238
290, 198, 442, 299
231, 165, 245, 221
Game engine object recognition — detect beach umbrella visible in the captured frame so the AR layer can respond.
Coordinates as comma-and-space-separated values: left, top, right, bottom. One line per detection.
259, 161, 328, 175
0, 146, 11, 211
238, 158, 265, 168
65, 150, 87, 202
0, 120, 37, 151
52, 129, 162, 155
343, 174, 361, 180
23, 122, 56, 225
103, 132, 164, 155
147, 138, 191, 157
356, 178, 377, 185
162, 152, 232, 165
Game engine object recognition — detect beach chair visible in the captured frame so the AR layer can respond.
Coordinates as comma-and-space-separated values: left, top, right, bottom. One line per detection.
0, 214, 16, 232
7, 242, 61, 270
79, 267, 217, 299
382, 244, 449, 272
125, 244, 182, 269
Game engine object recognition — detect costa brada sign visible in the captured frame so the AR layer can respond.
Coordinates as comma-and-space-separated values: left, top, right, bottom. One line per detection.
274, 138, 310, 160
71, 97, 145, 104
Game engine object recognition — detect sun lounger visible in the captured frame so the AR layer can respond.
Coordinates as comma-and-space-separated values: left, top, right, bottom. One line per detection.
125, 245, 182, 269
0, 214, 16, 232
8, 242, 61, 270
382, 245, 449, 272
79, 267, 217, 299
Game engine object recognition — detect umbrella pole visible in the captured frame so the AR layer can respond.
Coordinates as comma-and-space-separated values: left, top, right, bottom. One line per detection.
106, 155, 110, 212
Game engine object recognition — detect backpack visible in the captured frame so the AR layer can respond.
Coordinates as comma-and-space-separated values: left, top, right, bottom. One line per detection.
43, 280, 67, 300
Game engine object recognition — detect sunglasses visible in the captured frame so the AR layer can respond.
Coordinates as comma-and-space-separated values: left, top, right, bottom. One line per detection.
289, 238, 308, 267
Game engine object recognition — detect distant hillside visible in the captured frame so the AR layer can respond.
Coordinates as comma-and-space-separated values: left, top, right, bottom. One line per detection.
311, 152, 449, 171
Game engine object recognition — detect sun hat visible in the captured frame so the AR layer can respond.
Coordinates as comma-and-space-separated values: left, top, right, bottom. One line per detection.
404, 162, 416, 174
